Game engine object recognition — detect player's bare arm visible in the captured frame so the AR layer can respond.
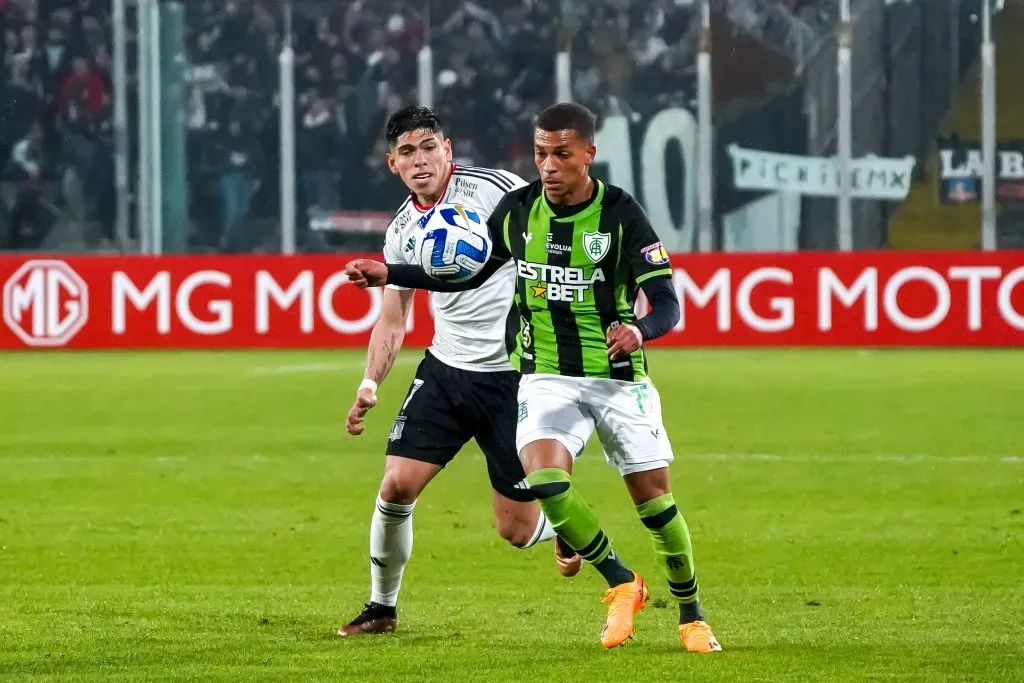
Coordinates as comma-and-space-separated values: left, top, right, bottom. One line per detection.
364, 289, 412, 385
346, 288, 413, 436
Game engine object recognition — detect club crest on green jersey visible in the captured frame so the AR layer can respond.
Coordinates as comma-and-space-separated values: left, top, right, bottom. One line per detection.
582, 231, 610, 263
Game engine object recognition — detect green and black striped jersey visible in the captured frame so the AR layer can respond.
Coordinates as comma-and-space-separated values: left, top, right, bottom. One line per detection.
487, 179, 673, 381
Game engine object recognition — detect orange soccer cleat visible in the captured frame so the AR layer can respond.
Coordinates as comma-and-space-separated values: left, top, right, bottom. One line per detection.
599, 573, 649, 648
679, 620, 723, 653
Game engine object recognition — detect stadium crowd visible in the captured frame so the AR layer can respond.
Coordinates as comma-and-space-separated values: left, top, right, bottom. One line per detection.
0, 0, 113, 249
0, 0, 838, 251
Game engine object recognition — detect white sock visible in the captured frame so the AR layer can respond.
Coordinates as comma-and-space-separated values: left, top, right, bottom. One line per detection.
369, 496, 415, 607
523, 512, 556, 548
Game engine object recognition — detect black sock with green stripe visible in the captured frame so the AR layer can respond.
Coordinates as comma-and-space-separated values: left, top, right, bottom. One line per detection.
526, 468, 635, 587
636, 493, 706, 624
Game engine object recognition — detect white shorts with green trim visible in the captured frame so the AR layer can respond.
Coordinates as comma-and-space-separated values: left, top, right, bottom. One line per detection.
515, 373, 674, 476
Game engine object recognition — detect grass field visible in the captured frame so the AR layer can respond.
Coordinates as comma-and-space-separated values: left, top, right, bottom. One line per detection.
1, 349, 1023, 681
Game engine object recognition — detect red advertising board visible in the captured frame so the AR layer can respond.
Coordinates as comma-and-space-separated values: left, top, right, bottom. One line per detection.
0, 255, 435, 350
1, 252, 1023, 350
638, 251, 1024, 347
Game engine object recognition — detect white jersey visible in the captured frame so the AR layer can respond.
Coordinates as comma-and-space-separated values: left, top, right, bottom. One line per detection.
384, 165, 527, 372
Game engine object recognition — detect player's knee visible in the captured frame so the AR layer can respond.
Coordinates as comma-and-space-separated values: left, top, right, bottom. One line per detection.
494, 502, 540, 548
496, 516, 535, 548
520, 439, 574, 474
622, 467, 672, 506
379, 469, 425, 506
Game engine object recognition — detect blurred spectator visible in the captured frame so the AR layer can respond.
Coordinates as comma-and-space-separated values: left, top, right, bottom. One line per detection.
6, 122, 44, 248
9, 123, 42, 178
58, 55, 108, 121
213, 119, 264, 252
0, 61, 43, 158
298, 93, 340, 214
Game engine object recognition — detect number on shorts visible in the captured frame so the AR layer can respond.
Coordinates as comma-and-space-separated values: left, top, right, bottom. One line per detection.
402, 379, 425, 413
630, 385, 650, 415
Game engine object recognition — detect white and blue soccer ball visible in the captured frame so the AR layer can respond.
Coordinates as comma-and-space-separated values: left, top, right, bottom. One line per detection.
416, 203, 493, 283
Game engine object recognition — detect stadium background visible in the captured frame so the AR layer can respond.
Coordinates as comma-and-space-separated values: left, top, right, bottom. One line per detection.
0, 0, 1014, 254
1, 1, 1022, 681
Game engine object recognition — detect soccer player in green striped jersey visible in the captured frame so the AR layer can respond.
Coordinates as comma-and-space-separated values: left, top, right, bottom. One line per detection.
346, 103, 721, 653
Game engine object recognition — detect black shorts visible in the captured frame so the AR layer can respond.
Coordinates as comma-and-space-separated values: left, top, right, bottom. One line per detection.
386, 351, 533, 503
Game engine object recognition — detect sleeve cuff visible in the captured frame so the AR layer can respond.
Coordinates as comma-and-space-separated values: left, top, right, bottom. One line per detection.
635, 268, 673, 285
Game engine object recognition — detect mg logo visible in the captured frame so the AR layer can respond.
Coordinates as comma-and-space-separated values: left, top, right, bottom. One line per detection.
3, 260, 89, 347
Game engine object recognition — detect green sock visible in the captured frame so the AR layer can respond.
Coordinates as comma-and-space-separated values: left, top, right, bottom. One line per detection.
526, 468, 634, 587
636, 493, 705, 622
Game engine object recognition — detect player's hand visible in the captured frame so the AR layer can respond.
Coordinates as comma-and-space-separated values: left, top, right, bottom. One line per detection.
606, 324, 643, 360
346, 388, 378, 436
345, 259, 388, 288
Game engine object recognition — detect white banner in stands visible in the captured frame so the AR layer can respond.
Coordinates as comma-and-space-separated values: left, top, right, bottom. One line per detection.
727, 146, 917, 201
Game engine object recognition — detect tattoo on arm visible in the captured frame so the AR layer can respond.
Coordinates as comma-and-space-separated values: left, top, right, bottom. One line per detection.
381, 333, 398, 378
366, 330, 402, 384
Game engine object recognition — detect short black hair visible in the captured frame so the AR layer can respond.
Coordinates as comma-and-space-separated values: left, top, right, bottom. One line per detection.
385, 106, 443, 146
535, 102, 597, 142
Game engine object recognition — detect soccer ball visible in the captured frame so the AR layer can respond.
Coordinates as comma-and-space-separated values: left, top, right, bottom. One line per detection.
416, 203, 493, 283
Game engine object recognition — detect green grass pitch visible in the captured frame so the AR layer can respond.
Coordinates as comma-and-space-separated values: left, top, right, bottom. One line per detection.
1, 349, 1022, 681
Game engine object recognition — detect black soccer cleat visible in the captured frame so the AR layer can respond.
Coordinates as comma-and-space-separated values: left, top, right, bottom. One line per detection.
337, 602, 397, 636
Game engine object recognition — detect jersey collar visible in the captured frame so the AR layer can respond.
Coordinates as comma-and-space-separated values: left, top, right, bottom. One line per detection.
410, 163, 456, 212
540, 178, 606, 222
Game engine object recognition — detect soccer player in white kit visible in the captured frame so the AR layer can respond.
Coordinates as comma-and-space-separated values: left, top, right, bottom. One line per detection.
338, 107, 581, 636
